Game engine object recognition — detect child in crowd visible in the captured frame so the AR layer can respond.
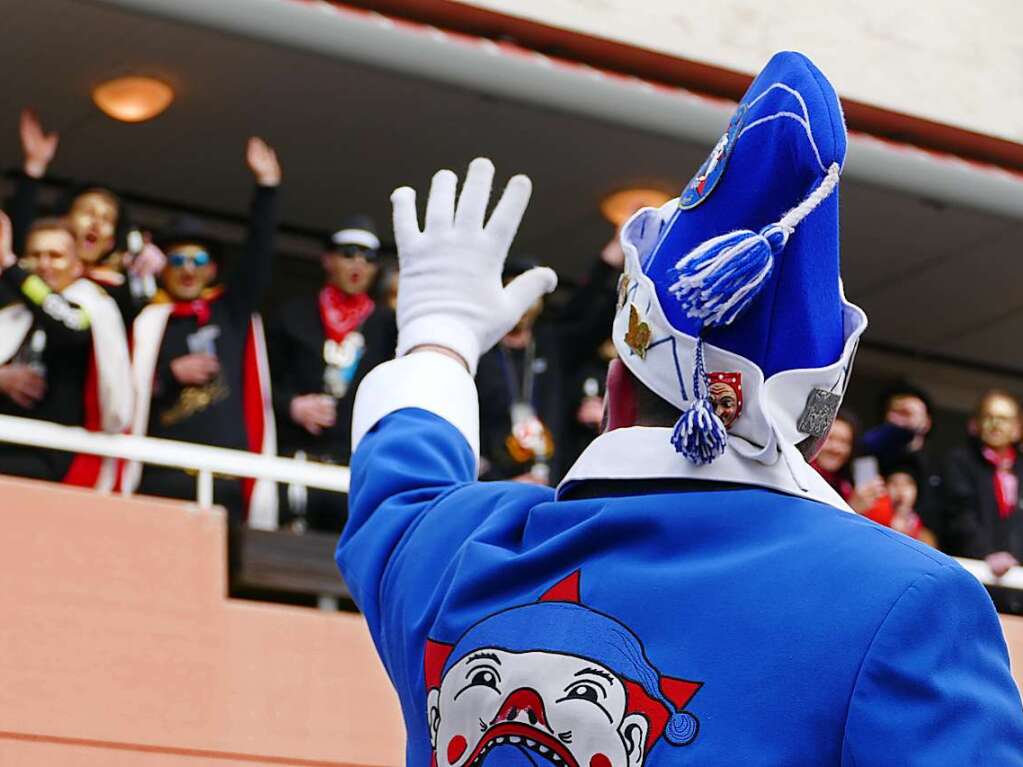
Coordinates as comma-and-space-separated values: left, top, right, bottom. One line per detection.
885, 465, 938, 546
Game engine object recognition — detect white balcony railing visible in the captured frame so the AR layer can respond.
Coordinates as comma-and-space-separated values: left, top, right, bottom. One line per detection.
1, 413, 1021, 594
0, 413, 347, 511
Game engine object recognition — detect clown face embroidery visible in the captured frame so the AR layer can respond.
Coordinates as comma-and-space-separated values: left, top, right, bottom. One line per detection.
424, 572, 702, 767
706, 371, 743, 429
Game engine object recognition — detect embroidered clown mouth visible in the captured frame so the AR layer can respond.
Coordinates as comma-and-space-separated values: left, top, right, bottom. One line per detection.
462, 724, 577, 767
426, 572, 702, 767
458, 687, 578, 767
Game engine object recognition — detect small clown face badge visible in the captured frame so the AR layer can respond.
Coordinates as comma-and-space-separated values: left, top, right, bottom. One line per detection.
424, 572, 701, 767
707, 371, 743, 429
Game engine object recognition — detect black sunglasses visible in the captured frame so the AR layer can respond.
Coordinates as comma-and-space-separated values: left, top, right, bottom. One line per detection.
330, 244, 379, 262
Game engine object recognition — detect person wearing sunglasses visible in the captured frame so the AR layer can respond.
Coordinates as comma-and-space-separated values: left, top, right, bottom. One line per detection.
121, 138, 281, 528
268, 214, 396, 533
0, 214, 131, 486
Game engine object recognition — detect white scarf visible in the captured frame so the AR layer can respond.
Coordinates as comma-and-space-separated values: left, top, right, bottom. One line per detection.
0, 278, 133, 490
123, 304, 278, 529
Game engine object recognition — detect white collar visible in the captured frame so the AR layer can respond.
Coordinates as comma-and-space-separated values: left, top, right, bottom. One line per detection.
557, 426, 852, 513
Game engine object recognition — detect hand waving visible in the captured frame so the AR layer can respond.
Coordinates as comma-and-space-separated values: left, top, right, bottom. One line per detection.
391, 157, 557, 374
20, 109, 59, 179
245, 136, 281, 187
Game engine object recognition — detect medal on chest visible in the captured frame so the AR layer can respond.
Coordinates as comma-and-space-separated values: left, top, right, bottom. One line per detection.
506, 401, 554, 465
322, 331, 366, 399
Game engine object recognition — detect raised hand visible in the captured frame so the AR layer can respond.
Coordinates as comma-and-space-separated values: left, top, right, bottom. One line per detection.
20, 109, 59, 179
125, 233, 167, 278
391, 157, 557, 374
245, 136, 281, 187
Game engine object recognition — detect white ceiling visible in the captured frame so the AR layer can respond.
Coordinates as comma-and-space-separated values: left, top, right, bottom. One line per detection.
2, 0, 1022, 375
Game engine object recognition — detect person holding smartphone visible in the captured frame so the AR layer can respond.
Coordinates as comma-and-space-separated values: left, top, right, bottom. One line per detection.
811, 410, 888, 515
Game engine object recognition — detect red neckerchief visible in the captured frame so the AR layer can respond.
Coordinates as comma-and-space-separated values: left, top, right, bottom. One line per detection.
162, 285, 225, 327
318, 285, 374, 343
981, 445, 1018, 519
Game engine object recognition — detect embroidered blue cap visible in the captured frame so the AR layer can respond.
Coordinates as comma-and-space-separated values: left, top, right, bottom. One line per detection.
612, 51, 867, 468
432, 572, 701, 750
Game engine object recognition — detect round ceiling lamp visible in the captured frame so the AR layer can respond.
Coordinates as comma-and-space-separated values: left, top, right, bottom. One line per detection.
600, 187, 674, 226
91, 76, 174, 123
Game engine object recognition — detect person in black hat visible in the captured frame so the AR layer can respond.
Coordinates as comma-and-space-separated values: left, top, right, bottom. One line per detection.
475, 239, 622, 485
121, 137, 281, 527
267, 214, 396, 532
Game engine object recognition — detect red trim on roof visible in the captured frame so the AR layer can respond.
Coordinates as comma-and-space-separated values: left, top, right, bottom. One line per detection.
337, 0, 1023, 173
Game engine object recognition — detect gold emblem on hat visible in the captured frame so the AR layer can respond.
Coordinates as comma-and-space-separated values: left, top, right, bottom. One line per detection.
625, 304, 651, 359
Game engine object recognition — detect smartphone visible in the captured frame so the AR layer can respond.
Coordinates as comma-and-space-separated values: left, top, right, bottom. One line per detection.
851, 456, 880, 489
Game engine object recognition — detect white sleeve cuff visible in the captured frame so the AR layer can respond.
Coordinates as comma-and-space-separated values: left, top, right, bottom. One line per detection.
396, 315, 482, 376
351, 350, 480, 460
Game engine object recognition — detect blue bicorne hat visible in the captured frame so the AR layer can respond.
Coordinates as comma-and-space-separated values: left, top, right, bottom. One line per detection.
612, 51, 867, 470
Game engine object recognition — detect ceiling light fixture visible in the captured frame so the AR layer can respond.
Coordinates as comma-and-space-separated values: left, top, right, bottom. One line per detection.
600, 187, 673, 226
92, 76, 174, 123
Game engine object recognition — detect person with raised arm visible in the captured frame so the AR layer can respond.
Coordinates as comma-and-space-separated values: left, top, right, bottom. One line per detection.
10, 108, 165, 323
336, 52, 1023, 766
122, 138, 281, 527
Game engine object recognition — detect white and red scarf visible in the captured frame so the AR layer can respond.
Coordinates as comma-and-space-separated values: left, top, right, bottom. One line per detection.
121, 293, 278, 529
0, 279, 133, 491
319, 285, 374, 343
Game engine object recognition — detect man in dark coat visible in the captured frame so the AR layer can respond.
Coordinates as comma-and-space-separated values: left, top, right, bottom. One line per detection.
475, 249, 620, 485
944, 390, 1023, 580
269, 215, 396, 531
123, 138, 281, 526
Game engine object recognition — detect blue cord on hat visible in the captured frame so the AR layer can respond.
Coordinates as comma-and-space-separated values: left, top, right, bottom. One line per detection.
670, 338, 728, 464
667, 163, 841, 465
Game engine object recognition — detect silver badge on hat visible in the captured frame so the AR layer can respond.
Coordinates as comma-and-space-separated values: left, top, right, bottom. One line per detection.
797, 388, 841, 438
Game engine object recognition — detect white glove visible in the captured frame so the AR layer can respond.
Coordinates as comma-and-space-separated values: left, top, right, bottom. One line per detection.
391, 157, 558, 375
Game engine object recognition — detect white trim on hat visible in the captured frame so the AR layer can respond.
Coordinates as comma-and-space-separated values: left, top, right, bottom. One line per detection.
331, 228, 381, 250
611, 199, 867, 472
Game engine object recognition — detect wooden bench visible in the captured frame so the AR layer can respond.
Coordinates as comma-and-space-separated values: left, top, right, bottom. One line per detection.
230, 527, 353, 610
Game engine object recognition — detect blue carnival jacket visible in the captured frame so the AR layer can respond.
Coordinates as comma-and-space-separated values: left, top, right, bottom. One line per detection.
337, 352, 1023, 767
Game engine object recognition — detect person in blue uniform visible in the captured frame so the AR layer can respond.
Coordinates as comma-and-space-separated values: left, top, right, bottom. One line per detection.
337, 52, 1023, 766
